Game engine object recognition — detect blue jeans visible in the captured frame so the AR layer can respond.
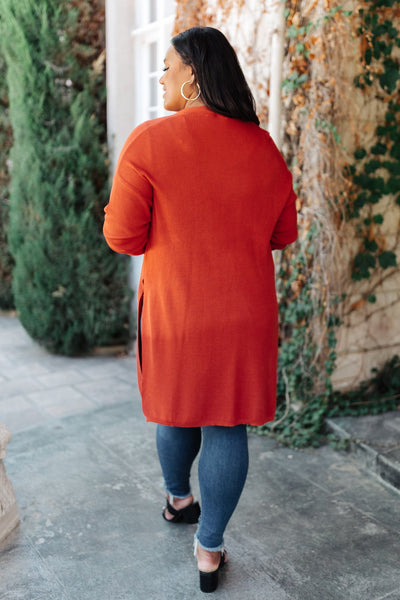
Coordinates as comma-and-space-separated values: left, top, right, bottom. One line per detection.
156, 424, 249, 551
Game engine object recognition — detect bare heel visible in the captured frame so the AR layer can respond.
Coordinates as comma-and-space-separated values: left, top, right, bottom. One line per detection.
195, 539, 226, 594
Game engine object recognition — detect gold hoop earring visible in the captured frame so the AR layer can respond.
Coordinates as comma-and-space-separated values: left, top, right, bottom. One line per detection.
180, 80, 201, 101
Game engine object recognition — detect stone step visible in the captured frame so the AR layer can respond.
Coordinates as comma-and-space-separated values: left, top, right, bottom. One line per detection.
327, 411, 400, 493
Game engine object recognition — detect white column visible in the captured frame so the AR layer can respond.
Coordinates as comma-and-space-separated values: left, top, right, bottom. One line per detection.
105, 0, 142, 299
105, 0, 137, 171
268, 1, 285, 150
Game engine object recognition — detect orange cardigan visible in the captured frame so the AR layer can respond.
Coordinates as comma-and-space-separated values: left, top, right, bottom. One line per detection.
104, 106, 297, 427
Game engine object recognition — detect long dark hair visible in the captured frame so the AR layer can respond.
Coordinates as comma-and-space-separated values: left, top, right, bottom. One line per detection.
171, 27, 260, 126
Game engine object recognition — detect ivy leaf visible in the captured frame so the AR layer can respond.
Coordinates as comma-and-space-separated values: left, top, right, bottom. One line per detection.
352, 252, 376, 279
385, 111, 396, 122
378, 251, 397, 269
383, 42, 394, 56
391, 100, 400, 113
369, 191, 382, 204
371, 176, 385, 192
373, 45, 381, 60
372, 23, 387, 36
390, 144, 400, 160
354, 148, 367, 159
364, 238, 378, 252
370, 142, 387, 155
368, 295, 377, 303
387, 177, 400, 193
379, 60, 400, 93
287, 25, 299, 39
389, 126, 399, 142
354, 173, 373, 187
373, 214, 384, 224
352, 272, 363, 281
383, 161, 400, 175
377, 125, 389, 136
354, 192, 368, 210
364, 159, 381, 173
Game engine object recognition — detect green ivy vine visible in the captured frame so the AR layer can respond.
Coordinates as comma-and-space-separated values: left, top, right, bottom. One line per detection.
347, 0, 400, 284
328, 355, 400, 417
253, 0, 400, 448
252, 3, 349, 448
267, 224, 340, 448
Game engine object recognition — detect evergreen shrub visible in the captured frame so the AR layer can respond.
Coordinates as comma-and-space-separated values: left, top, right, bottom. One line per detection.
0, 0, 131, 354
0, 52, 14, 309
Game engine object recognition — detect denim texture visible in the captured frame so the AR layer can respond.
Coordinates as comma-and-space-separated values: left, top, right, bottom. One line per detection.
156, 424, 249, 551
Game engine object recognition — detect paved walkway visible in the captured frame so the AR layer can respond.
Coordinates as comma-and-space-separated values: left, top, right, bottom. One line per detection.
0, 313, 400, 600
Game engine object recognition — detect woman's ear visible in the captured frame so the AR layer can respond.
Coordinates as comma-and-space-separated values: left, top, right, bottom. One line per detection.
183, 63, 195, 84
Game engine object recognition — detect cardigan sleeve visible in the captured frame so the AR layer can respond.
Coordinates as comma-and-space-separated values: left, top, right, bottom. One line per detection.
103, 158, 153, 256
270, 188, 298, 250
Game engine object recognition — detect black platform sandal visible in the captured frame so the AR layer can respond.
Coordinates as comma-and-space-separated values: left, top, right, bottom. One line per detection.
194, 537, 227, 593
162, 497, 200, 524
199, 551, 226, 593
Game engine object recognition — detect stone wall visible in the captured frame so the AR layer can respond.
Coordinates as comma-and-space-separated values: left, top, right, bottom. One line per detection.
329, 11, 400, 389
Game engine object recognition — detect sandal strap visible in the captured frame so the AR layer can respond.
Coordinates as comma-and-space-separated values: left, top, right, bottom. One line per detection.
165, 499, 180, 517
162, 499, 182, 523
163, 498, 200, 524
181, 500, 200, 523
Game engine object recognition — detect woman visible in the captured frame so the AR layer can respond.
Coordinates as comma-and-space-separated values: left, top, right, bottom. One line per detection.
104, 27, 297, 593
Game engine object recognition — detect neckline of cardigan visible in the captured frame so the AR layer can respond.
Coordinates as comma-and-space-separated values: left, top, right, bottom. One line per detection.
182, 105, 209, 113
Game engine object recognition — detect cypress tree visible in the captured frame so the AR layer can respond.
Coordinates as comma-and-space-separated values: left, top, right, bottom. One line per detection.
0, 0, 131, 354
0, 52, 14, 309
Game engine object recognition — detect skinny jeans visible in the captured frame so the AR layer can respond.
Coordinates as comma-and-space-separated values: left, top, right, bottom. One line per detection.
156, 424, 249, 551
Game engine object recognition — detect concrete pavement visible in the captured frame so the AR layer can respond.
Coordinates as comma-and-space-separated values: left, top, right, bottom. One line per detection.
0, 313, 400, 600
